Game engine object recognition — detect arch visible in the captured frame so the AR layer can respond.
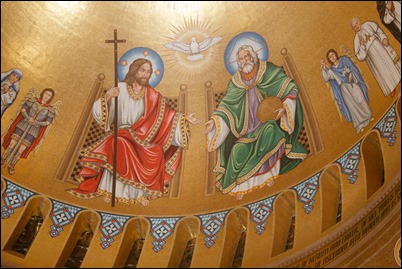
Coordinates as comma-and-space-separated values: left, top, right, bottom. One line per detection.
168, 217, 199, 268
320, 164, 342, 232
55, 210, 100, 267
272, 190, 296, 257
3, 196, 51, 258
113, 217, 150, 268
362, 131, 385, 199
219, 208, 249, 268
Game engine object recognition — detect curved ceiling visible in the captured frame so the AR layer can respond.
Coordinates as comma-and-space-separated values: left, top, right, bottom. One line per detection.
1, 1, 400, 217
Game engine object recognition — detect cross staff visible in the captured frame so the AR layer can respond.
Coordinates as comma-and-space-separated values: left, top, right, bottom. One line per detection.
105, 30, 126, 207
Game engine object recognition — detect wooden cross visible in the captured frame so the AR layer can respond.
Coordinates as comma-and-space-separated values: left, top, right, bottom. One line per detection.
105, 30, 126, 207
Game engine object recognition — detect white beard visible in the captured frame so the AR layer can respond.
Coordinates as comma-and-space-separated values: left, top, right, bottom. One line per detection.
242, 61, 254, 73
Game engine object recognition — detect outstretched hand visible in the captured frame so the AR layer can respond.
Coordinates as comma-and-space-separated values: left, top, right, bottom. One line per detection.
186, 113, 202, 125
320, 58, 327, 69
274, 107, 286, 120
204, 119, 215, 134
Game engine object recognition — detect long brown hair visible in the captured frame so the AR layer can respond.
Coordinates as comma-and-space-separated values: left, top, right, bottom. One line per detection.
123, 58, 153, 86
326, 49, 339, 66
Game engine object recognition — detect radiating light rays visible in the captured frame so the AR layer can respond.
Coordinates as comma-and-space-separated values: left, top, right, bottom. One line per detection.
162, 16, 223, 82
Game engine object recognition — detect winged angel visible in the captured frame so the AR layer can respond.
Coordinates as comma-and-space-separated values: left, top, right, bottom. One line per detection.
1, 87, 62, 174
164, 36, 223, 61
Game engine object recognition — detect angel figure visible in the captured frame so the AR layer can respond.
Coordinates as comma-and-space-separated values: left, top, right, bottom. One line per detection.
320, 46, 373, 133
1, 88, 62, 174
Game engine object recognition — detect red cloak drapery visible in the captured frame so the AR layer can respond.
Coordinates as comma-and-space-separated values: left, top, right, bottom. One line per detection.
2, 99, 51, 158
68, 86, 184, 200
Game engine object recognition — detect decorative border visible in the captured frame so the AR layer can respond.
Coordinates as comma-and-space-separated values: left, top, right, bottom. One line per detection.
335, 142, 361, 184
148, 217, 181, 252
49, 199, 84, 237
374, 103, 397, 146
1, 178, 36, 219
197, 210, 229, 247
99, 212, 132, 249
0, 99, 398, 255
246, 195, 277, 235
292, 172, 321, 214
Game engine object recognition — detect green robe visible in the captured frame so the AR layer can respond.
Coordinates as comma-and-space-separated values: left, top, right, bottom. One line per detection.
212, 61, 308, 194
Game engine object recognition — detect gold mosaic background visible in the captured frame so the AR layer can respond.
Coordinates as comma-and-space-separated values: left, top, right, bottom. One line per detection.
1, 1, 400, 216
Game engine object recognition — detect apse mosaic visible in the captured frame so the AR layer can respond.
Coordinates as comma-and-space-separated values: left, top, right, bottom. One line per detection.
1, 3, 400, 266
1, 98, 398, 250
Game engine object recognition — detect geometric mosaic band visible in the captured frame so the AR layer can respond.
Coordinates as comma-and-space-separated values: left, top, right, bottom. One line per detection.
335, 141, 362, 184
1, 178, 36, 219
49, 199, 84, 238
246, 195, 277, 235
99, 212, 132, 249
374, 103, 398, 146
197, 211, 229, 248
148, 217, 181, 252
292, 172, 321, 214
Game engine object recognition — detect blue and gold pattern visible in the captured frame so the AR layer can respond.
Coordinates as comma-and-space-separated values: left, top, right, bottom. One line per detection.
246, 195, 277, 235
374, 103, 397, 146
336, 142, 362, 184
148, 217, 181, 252
49, 200, 84, 237
1, 178, 36, 219
292, 172, 321, 214
0, 102, 399, 251
198, 211, 229, 247
99, 212, 132, 249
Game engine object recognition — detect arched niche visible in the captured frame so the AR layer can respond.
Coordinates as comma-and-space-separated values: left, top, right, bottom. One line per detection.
362, 131, 385, 199
219, 208, 248, 268
55, 210, 100, 268
113, 217, 150, 268
320, 165, 342, 232
168, 217, 199, 268
3, 196, 51, 258
271, 191, 296, 257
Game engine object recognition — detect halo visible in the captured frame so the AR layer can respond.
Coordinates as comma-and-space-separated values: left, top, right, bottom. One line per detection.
118, 47, 164, 88
224, 32, 269, 75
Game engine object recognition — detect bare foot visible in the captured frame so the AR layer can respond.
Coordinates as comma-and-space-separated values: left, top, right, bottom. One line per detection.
236, 194, 244, 200
267, 179, 275, 187
103, 196, 111, 203
8, 166, 15, 175
141, 199, 150, 206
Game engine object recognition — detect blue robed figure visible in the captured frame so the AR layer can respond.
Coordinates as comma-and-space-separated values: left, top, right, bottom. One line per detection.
1, 68, 23, 117
321, 49, 373, 133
